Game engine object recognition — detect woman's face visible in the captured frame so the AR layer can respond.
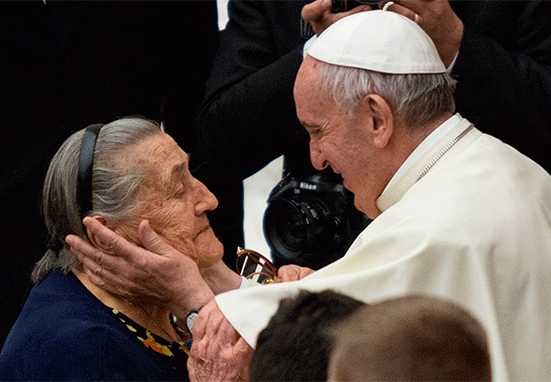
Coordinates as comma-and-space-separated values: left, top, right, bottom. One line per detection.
114, 133, 223, 269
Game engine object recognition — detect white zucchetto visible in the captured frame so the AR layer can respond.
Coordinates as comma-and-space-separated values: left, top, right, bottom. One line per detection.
307, 10, 446, 74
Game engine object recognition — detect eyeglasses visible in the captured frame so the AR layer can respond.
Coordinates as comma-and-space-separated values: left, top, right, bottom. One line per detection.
236, 247, 279, 285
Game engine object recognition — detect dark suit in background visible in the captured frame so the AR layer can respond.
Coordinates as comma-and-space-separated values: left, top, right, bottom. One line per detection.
451, 0, 551, 171
196, 1, 312, 269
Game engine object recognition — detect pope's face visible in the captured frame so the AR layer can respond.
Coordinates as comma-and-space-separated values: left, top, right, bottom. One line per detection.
294, 57, 386, 218
116, 133, 223, 269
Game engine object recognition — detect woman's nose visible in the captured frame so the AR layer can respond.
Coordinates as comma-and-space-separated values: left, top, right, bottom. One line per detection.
193, 178, 219, 214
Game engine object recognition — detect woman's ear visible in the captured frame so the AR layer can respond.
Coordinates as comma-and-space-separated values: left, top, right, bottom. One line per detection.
363, 94, 394, 149
86, 216, 116, 254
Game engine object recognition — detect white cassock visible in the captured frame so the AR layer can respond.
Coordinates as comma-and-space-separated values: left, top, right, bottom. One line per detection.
216, 114, 551, 381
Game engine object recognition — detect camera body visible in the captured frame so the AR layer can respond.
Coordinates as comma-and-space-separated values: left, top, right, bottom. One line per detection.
263, 171, 370, 270
331, 0, 383, 12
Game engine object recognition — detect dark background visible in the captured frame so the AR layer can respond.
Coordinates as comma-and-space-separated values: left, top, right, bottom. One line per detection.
0, 0, 220, 347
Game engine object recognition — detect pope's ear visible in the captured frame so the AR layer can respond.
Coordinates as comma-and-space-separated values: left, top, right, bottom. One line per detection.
363, 94, 394, 149
86, 216, 115, 254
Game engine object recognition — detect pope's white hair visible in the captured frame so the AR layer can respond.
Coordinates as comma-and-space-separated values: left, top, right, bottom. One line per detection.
317, 61, 457, 128
32, 116, 162, 282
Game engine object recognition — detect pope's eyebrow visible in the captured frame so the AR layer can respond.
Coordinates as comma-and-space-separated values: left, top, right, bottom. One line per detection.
301, 119, 325, 129
301, 121, 325, 136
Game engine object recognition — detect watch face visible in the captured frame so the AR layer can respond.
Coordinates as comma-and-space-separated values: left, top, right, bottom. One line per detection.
186, 312, 198, 333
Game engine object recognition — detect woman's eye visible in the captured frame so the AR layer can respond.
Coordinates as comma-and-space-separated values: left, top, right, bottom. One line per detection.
174, 183, 186, 196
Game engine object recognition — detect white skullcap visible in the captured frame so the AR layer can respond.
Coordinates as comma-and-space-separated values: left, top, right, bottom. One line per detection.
307, 10, 446, 74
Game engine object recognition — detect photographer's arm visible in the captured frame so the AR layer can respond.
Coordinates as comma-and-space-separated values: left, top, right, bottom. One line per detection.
196, 0, 305, 181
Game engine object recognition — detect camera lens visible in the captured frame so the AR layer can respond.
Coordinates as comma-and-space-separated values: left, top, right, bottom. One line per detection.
263, 198, 329, 261
263, 171, 371, 269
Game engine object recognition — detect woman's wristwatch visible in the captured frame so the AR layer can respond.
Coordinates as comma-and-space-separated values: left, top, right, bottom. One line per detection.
186, 309, 200, 334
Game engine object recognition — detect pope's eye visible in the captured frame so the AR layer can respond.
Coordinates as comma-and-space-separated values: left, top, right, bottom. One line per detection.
309, 125, 327, 139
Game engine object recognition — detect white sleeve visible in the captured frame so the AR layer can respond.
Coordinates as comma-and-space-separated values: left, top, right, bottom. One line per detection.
239, 276, 261, 289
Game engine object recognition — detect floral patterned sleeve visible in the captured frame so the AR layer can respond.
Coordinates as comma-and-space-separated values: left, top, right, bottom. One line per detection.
187, 300, 252, 382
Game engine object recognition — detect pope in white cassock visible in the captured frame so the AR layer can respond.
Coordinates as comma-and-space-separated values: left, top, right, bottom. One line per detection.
69, 9, 551, 382
208, 11, 551, 381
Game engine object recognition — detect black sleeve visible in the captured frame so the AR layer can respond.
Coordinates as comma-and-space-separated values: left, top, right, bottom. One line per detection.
452, 0, 551, 171
196, 0, 308, 180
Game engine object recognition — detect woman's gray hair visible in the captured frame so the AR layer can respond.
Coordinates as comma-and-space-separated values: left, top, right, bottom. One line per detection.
32, 116, 162, 283
317, 61, 457, 128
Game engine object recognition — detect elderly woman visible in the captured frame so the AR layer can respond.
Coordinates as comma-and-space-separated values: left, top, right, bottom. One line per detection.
0, 117, 242, 381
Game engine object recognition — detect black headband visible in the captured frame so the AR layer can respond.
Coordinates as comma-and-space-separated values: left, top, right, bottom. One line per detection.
78, 124, 104, 217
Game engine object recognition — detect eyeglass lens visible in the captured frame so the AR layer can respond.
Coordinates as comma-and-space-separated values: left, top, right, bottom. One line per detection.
236, 248, 277, 284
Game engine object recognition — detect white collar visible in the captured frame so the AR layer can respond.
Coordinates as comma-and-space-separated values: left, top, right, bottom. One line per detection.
376, 114, 476, 212
385, 114, 461, 191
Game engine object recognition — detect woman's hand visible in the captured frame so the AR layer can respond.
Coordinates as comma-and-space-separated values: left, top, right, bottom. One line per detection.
276, 264, 315, 282
66, 217, 214, 321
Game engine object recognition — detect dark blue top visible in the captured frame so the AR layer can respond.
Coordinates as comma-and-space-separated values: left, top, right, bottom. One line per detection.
0, 269, 189, 381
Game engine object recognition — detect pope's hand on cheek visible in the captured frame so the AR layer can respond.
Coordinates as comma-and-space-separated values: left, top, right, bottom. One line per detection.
66, 216, 215, 319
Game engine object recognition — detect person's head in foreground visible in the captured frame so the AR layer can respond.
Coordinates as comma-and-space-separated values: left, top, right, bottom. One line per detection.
249, 290, 366, 382
328, 294, 492, 382
294, 10, 457, 219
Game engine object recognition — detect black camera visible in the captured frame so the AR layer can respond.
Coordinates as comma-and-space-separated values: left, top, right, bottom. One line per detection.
331, 0, 383, 12
263, 170, 370, 270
